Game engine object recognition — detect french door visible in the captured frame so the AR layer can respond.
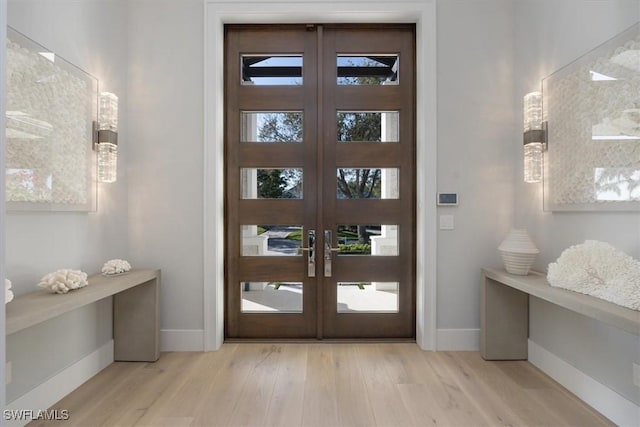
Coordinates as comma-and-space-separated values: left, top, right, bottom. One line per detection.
225, 24, 415, 339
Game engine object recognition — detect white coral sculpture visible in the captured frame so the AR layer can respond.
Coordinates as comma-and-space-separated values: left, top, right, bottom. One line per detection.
101, 259, 132, 275
38, 269, 89, 294
5, 278, 14, 304
547, 240, 640, 310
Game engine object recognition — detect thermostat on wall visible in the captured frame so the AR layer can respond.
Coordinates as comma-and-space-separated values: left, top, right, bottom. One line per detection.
437, 192, 458, 206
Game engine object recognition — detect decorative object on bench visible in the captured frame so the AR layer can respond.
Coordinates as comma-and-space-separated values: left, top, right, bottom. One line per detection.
548, 240, 640, 310
5, 278, 14, 304
498, 228, 539, 275
102, 259, 132, 275
38, 269, 89, 294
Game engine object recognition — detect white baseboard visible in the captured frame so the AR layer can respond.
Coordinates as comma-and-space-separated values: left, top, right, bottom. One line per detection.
5, 340, 114, 427
436, 328, 480, 351
160, 329, 204, 351
529, 339, 639, 427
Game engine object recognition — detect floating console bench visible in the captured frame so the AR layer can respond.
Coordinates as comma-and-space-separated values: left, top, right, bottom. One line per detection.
6, 269, 160, 362
480, 267, 640, 360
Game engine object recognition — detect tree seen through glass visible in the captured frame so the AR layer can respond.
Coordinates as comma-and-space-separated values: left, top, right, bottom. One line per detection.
253, 62, 387, 246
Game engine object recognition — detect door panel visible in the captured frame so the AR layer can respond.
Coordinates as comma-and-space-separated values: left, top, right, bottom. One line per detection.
321, 26, 415, 338
225, 24, 415, 339
226, 25, 318, 338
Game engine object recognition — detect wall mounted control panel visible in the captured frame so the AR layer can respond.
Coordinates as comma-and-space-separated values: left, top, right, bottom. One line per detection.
437, 192, 458, 206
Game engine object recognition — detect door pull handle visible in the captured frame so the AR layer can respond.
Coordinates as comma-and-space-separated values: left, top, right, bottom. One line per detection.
298, 230, 316, 277
324, 230, 340, 277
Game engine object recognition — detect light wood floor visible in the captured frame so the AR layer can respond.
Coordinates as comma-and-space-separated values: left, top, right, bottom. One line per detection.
29, 343, 613, 427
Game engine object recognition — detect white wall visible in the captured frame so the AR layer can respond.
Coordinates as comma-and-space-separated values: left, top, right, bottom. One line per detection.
1, 0, 8, 410
128, 0, 514, 349
127, 0, 205, 342
435, 0, 515, 344
513, 0, 640, 410
5, 0, 129, 403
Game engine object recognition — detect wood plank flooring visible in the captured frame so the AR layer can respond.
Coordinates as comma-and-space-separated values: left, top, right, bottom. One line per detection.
28, 343, 613, 427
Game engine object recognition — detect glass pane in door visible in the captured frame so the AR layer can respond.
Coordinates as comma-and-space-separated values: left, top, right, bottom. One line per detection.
337, 282, 399, 313
241, 282, 303, 312
336, 168, 399, 199
241, 111, 303, 143
336, 55, 399, 85
241, 55, 303, 85
337, 224, 399, 255
241, 225, 303, 256
241, 168, 303, 199
337, 111, 399, 142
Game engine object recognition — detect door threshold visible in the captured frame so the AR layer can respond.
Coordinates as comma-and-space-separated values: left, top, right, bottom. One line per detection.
224, 338, 416, 344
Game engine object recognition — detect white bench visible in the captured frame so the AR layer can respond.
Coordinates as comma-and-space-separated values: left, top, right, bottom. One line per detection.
480, 267, 640, 360
6, 269, 161, 362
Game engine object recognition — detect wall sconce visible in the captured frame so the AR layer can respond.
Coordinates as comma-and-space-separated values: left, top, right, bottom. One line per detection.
94, 92, 118, 183
523, 91, 547, 183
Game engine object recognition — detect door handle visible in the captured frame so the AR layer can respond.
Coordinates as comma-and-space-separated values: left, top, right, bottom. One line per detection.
324, 230, 341, 277
298, 229, 316, 277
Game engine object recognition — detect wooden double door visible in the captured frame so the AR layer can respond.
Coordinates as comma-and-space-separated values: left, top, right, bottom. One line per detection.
225, 24, 416, 339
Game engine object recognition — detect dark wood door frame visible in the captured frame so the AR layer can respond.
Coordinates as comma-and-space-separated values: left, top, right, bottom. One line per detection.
224, 24, 416, 339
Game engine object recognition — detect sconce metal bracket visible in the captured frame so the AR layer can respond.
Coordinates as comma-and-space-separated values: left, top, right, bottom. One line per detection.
99, 129, 118, 145
523, 121, 548, 146
92, 120, 118, 149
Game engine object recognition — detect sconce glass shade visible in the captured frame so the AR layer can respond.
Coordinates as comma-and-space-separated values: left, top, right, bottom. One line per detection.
98, 92, 118, 131
524, 142, 543, 183
97, 91, 118, 183
523, 91, 542, 132
97, 143, 117, 183
523, 91, 544, 183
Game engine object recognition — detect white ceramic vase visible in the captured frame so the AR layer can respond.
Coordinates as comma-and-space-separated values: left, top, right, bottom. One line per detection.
498, 229, 539, 275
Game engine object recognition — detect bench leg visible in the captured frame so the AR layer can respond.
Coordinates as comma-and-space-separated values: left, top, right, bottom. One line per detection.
113, 278, 160, 362
481, 276, 528, 360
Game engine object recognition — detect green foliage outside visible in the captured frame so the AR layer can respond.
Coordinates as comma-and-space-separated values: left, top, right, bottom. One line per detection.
255, 112, 303, 199
337, 112, 382, 142
286, 230, 302, 241
254, 62, 386, 243
258, 113, 302, 143
257, 169, 287, 199
338, 243, 371, 254
337, 228, 358, 239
